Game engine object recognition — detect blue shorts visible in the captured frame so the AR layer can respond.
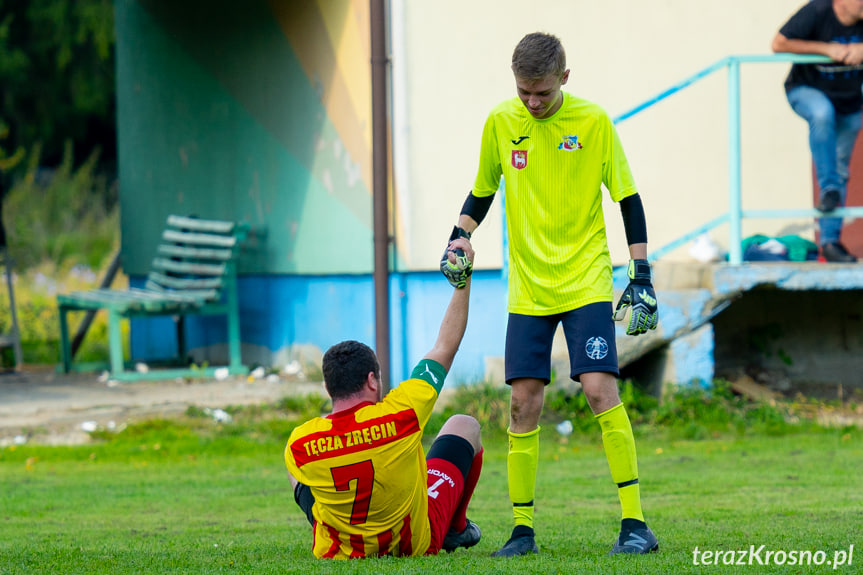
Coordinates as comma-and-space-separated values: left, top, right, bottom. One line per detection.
504, 301, 619, 384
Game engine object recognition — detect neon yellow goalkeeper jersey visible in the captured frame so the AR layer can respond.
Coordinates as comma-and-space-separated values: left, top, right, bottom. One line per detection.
284, 359, 446, 559
473, 92, 637, 315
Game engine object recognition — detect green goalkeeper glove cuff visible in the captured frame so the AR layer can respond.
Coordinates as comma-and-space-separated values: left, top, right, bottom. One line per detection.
613, 259, 659, 336
440, 226, 472, 289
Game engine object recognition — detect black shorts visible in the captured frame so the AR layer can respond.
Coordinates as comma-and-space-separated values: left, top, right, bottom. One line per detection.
294, 482, 316, 527
504, 301, 619, 384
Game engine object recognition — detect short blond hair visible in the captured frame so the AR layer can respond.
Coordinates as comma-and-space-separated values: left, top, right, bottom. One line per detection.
511, 32, 566, 80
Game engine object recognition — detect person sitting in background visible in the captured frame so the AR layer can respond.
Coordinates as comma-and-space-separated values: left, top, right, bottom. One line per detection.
772, 0, 863, 263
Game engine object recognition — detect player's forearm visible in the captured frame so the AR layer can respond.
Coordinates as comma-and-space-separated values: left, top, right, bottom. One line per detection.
619, 194, 647, 247
458, 190, 495, 235
426, 280, 471, 372
628, 243, 647, 261
287, 469, 299, 490
458, 214, 479, 235
619, 194, 648, 260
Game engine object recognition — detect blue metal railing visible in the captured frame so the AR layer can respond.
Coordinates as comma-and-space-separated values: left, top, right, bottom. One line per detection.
613, 54, 863, 265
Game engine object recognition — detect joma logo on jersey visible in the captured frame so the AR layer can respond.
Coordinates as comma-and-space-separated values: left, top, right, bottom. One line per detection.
558, 135, 583, 151
512, 150, 527, 170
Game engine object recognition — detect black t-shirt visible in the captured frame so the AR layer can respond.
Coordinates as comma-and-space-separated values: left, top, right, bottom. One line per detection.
781, 0, 863, 113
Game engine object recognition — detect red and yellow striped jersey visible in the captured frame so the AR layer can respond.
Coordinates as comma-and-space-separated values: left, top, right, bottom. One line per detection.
284, 359, 446, 559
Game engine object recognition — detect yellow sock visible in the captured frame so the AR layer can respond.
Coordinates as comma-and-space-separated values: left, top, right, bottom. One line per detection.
507, 427, 540, 528
596, 403, 644, 522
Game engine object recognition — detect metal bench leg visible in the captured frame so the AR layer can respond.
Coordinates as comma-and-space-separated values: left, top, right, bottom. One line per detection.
227, 308, 243, 373
107, 310, 125, 377
58, 306, 72, 373
3, 250, 23, 370
176, 315, 187, 363
225, 273, 244, 374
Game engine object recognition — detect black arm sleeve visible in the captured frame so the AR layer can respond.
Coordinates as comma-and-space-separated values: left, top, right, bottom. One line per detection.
460, 190, 495, 225
619, 194, 648, 245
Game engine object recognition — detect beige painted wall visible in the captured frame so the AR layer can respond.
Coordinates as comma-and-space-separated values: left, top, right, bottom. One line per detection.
391, 0, 815, 269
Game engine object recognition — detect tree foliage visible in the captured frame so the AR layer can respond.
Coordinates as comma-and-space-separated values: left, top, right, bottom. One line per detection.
0, 0, 115, 173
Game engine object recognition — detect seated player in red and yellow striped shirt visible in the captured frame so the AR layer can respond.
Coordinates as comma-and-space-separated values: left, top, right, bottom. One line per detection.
284, 236, 483, 559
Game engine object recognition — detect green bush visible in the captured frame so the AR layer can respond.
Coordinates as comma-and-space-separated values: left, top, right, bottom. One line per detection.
3, 141, 118, 271
0, 142, 121, 365
276, 395, 332, 421
427, 383, 511, 436
431, 378, 823, 440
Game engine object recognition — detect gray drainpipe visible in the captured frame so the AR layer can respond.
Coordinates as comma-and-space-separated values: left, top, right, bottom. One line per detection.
370, 0, 391, 392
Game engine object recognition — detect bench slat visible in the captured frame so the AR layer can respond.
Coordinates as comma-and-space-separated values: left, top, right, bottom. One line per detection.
127, 287, 206, 302
145, 272, 223, 294
58, 288, 204, 313
162, 229, 237, 248
167, 215, 235, 234
157, 244, 233, 261
143, 282, 219, 301
151, 258, 226, 276
61, 289, 147, 303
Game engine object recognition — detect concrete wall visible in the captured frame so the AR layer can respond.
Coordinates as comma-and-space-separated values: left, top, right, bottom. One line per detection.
115, 0, 377, 275
131, 270, 508, 385
118, 0, 840, 387
713, 288, 863, 390
393, 0, 817, 268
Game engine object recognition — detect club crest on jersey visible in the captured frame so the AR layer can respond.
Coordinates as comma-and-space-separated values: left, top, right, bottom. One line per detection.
558, 135, 583, 151
585, 336, 608, 360
511, 150, 527, 170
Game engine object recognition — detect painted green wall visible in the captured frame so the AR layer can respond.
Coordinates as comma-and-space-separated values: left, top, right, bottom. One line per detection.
115, 0, 373, 275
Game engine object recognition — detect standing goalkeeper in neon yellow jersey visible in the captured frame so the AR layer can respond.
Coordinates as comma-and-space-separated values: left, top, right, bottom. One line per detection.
441, 32, 659, 557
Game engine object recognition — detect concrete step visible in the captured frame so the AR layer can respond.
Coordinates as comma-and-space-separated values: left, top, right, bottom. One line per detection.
616, 261, 863, 387
651, 261, 718, 291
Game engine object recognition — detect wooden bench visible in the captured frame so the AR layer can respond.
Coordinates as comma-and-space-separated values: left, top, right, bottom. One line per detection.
57, 215, 250, 381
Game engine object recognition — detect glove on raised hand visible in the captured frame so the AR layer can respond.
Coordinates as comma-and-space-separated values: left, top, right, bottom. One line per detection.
440, 226, 472, 289
613, 259, 659, 336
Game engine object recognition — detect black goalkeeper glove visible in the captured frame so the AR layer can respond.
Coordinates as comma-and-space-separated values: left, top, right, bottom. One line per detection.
440, 226, 472, 289
613, 259, 659, 336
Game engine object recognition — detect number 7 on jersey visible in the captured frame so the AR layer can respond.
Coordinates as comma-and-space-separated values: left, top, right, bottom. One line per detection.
330, 460, 374, 525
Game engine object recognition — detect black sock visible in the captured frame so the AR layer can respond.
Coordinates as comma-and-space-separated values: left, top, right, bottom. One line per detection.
621, 518, 647, 531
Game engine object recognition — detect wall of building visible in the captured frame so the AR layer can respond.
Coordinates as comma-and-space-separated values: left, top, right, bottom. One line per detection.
117, 0, 837, 386
713, 288, 863, 391
393, 0, 819, 268
130, 270, 508, 385
115, 0, 376, 275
